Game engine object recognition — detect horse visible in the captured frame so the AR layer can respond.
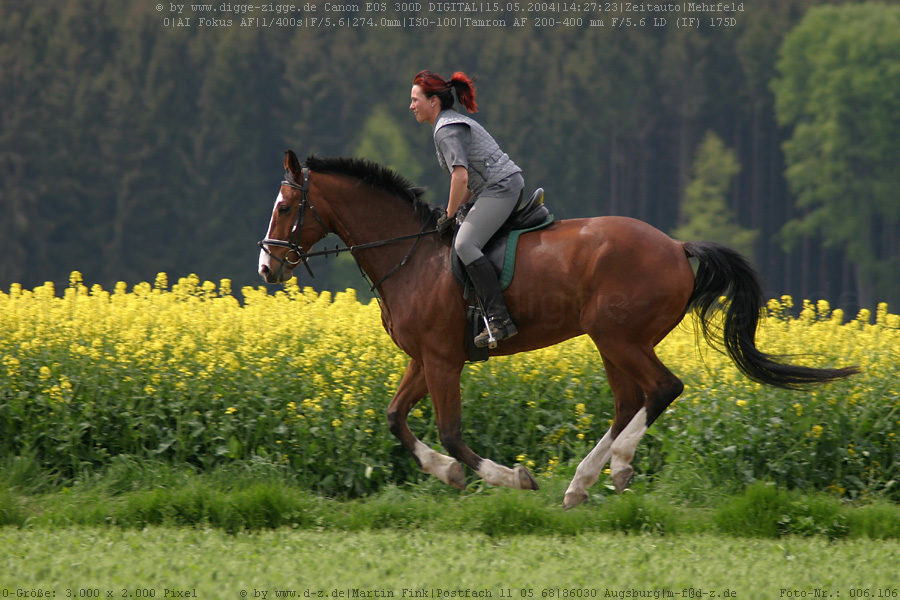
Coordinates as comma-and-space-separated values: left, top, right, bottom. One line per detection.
258, 150, 859, 508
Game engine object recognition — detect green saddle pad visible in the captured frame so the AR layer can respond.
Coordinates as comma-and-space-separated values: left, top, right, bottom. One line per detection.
450, 213, 555, 291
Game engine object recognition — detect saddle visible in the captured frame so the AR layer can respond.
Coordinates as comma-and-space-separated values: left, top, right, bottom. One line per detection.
450, 188, 554, 362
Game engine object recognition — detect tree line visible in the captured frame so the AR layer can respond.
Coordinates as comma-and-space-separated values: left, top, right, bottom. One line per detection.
1, 0, 898, 311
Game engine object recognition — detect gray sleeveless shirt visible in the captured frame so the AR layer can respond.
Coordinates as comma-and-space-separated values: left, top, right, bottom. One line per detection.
433, 110, 521, 197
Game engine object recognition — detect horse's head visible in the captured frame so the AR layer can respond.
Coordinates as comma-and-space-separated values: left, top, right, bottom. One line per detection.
258, 150, 329, 284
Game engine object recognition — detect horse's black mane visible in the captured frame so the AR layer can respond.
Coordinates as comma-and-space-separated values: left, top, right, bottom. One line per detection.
305, 155, 441, 228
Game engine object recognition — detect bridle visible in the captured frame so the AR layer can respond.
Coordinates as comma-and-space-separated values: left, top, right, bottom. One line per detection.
258, 167, 323, 279
258, 167, 439, 289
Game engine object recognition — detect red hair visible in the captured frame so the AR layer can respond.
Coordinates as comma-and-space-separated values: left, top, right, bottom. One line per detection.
413, 70, 478, 113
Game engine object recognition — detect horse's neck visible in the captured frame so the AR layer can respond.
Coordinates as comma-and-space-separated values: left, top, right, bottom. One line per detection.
321, 177, 422, 244
319, 177, 439, 294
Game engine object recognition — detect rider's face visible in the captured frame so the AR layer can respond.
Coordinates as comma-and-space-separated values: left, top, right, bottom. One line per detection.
410, 85, 439, 125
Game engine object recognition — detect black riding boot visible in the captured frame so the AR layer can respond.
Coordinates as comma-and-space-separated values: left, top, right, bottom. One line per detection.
465, 256, 518, 348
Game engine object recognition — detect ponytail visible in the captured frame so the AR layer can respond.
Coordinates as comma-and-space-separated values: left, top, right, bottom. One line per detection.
412, 70, 479, 113
449, 71, 478, 113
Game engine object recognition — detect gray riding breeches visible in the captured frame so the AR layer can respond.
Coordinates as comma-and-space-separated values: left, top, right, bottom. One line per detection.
454, 173, 524, 266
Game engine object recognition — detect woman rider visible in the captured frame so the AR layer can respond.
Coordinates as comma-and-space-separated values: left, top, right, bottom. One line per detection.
410, 70, 523, 348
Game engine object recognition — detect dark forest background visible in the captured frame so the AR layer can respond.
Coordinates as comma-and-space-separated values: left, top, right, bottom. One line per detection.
2, 1, 899, 311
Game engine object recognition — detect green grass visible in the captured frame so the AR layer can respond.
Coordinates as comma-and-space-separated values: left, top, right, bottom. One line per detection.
5, 463, 900, 599
3, 527, 900, 598
3, 460, 899, 540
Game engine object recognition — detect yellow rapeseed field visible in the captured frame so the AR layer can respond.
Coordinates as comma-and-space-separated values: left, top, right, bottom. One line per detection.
1, 273, 898, 498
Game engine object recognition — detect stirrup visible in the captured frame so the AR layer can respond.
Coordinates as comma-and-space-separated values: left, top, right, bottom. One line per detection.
474, 317, 518, 349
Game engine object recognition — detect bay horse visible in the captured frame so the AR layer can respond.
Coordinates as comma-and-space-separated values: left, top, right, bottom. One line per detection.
258, 150, 859, 508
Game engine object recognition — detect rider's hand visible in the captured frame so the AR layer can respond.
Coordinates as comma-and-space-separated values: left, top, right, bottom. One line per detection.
436, 215, 453, 235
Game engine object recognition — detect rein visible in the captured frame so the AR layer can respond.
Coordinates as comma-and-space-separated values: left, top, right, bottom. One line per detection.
258, 167, 440, 291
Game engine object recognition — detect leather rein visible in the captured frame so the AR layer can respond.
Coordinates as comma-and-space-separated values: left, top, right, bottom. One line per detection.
257, 167, 439, 291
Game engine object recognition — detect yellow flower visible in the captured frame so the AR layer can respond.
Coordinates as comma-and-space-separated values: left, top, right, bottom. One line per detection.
39, 366, 52, 380
810, 425, 824, 439
827, 484, 846, 496
3, 356, 21, 378
225, 406, 237, 415
332, 418, 342, 428
736, 399, 748, 407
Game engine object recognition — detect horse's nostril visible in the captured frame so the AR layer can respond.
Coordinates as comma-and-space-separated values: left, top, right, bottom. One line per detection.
259, 264, 269, 275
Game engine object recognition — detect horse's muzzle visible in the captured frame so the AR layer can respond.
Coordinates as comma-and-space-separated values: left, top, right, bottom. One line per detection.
258, 244, 291, 284
259, 262, 292, 284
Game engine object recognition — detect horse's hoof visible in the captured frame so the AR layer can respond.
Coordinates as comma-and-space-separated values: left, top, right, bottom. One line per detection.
611, 466, 634, 494
515, 466, 540, 490
447, 462, 466, 490
563, 490, 588, 510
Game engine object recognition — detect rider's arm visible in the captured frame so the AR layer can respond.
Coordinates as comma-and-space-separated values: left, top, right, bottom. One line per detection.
448, 166, 472, 217
435, 124, 472, 217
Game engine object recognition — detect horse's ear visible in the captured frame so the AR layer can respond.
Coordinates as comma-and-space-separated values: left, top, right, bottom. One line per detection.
284, 150, 302, 178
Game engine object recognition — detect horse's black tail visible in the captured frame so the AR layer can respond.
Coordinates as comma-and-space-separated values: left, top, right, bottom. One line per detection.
683, 241, 860, 390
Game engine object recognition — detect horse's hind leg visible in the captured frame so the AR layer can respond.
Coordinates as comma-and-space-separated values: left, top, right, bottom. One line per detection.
387, 359, 465, 489
563, 429, 612, 509
605, 347, 684, 494
563, 357, 643, 508
424, 358, 540, 490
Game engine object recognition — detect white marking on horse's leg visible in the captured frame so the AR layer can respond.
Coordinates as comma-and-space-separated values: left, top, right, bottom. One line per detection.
563, 428, 613, 508
413, 440, 465, 489
476, 460, 539, 490
477, 460, 517, 488
609, 407, 648, 493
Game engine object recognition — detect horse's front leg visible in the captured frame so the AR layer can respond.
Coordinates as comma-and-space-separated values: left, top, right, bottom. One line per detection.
387, 359, 465, 489
424, 358, 540, 490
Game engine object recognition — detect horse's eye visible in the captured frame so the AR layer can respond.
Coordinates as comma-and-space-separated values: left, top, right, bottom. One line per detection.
278, 204, 291, 215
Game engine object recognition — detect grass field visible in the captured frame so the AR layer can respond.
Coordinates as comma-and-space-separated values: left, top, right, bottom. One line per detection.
4, 525, 900, 599
4, 467, 900, 599
4, 461, 900, 538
